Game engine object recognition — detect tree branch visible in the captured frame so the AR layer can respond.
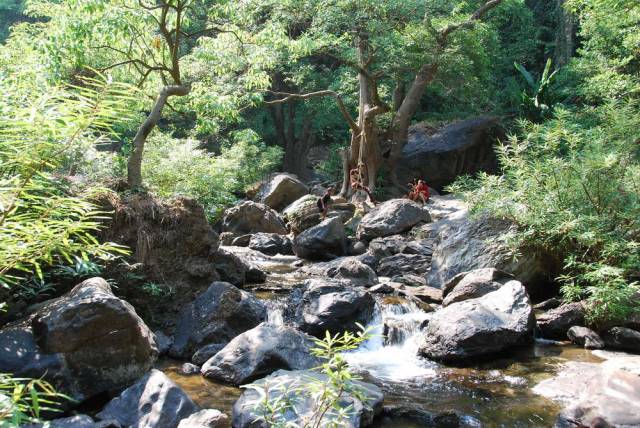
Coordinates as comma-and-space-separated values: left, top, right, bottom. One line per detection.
265, 90, 359, 133
438, 0, 504, 44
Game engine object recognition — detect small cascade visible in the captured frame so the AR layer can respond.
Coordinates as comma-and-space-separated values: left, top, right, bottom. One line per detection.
344, 299, 437, 381
264, 297, 286, 325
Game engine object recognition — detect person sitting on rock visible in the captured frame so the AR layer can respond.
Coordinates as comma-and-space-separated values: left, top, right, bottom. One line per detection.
317, 186, 335, 219
408, 179, 430, 204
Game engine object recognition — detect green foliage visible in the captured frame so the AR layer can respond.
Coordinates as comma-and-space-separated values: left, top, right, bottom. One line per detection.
316, 143, 346, 182
0, 374, 70, 425
142, 130, 282, 219
140, 282, 175, 298
514, 58, 558, 120
0, 73, 129, 294
245, 326, 372, 428
451, 102, 640, 325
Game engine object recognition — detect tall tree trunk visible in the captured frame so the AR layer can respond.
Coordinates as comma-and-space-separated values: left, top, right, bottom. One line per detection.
387, 64, 437, 186
127, 84, 190, 187
554, 0, 575, 67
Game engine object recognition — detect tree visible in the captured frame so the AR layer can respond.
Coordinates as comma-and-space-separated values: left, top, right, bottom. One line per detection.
219, 0, 506, 195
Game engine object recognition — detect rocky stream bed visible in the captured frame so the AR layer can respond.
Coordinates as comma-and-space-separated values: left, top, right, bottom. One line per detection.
2, 174, 639, 428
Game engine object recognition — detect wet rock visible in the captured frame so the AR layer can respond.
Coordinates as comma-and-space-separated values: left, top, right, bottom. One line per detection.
408, 286, 443, 304
534, 358, 640, 428
245, 265, 267, 284
567, 326, 605, 349
177, 409, 229, 428
602, 327, 640, 353
232, 369, 383, 428
397, 117, 504, 191
180, 363, 201, 375
356, 199, 430, 242
256, 173, 308, 211
300, 257, 377, 287
377, 253, 431, 277
230, 234, 252, 247
284, 279, 375, 338
192, 343, 227, 366
213, 247, 247, 287
348, 240, 367, 256
154, 331, 173, 356
293, 217, 347, 260
442, 268, 514, 306
390, 274, 427, 288
425, 200, 559, 300
368, 235, 433, 261
23, 415, 97, 428
536, 302, 586, 340
201, 323, 320, 385
97, 369, 198, 428
222, 201, 287, 236
533, 297, 562, 311
369, 283, 396, 294
248, 232, 293, 256
169, 282, 266, 359
0, 278, 157, 403
418, 281, 535, 362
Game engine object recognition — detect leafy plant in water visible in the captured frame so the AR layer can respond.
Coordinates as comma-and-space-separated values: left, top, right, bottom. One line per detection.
244, 325, 373, 428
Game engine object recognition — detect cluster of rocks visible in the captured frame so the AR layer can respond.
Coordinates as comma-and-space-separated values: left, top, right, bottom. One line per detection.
3, 171, 639, 428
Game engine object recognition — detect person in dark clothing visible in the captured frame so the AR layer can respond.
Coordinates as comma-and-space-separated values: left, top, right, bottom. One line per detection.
317, 186, 336, 218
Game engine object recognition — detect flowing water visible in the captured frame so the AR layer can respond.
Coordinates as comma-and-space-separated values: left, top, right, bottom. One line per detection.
161, 255, 605, 427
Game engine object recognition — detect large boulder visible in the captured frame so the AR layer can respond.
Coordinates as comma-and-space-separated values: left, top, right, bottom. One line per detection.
221, 201, 287, 236
300, 257, 378, 287
418, 281, 535, 362
292, 217, 347, 260
0, 278, 157, 403
169, 282, 266, 359
534, 357, 640, 428
376, 254, 431, 278
284, 279, 376, 338
397, 117, 504, 191
356, 199, 430, 242
256, 173, 309, 211
232, 369, 383, 428
201, 323, 320, 385
283, 195, 356, 235
213, 247, 247, 287
97, 369, 199, 428
442, 268, 514, 306
424, 201, 559, 300
602, 327, 640, 353
368, 235, 433, 261
536, 302, 586, 340
248, 232, 293, 256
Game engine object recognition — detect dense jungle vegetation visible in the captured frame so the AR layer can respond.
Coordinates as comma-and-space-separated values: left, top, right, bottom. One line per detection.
0, 0, 638, 422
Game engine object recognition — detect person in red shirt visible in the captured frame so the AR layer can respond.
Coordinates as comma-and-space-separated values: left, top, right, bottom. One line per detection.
408, 179, 430, 205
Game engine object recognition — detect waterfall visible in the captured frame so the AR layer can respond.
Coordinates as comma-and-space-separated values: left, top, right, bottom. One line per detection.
265, 297, 285, 326
343, 299, 438, 381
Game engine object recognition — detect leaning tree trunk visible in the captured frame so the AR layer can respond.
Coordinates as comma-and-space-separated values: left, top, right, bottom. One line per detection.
127, 84, 190, 188
387, 64, 437, 187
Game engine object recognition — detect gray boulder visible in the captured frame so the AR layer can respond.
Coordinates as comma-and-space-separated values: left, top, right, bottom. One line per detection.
356, 199, 430, 242
201, 323, 320, 385
376, 253, 431, 277
536, 302, 586, 340
23, 415, 97, 428
154, 331, 173, 356
256, 173, 308, 211
213, 247, 247, 286
192, 343, 227, 366
248, 233, 293, 256
222, 201, 287, 236
567, 326, 605, 349
442, 268, 514, 306
424, 200, 559, 300
169, 282, 266, 359
368, 235, 433, 261
177, 409, 229, 428
293, 217, 347, 260
284, 279, 376, 338
300, 257, 378, 287
0, 278, 157, 403
283, 195, 356, 235
97, 369, 198, 428
232, 369, 383, 428
418, 281, 535, 362
602, 327, 640, 353
397, 117, 504, 190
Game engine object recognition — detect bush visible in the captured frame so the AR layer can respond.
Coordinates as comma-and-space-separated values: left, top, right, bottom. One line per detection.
450, 102, 640, 325
142, 129, 282, 220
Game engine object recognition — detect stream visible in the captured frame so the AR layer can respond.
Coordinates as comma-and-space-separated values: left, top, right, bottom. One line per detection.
160, 253, 605, 427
